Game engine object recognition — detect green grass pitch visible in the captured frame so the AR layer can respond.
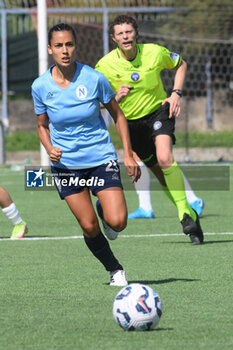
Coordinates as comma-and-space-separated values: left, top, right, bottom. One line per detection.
0, 167, 233, 350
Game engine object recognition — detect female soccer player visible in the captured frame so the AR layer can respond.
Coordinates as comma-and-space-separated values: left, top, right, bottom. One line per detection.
0, 186, 28, 239
31, 23, 140, 286
95, 15, 204, 244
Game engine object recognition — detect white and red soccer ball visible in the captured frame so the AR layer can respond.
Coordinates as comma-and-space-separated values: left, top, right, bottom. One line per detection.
113, 283, 162, 331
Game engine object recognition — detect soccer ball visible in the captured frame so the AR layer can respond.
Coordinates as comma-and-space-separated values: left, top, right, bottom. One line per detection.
113, 283, 162, 331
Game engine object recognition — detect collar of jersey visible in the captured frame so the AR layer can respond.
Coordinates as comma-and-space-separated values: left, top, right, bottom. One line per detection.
116, 44, 141, 63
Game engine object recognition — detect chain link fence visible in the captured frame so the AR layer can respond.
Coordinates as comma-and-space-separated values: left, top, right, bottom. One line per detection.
140, 33, 233, 131
1, 3, 233, 136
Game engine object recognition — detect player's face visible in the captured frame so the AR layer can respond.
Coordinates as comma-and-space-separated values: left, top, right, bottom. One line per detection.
48, 30, 77, 67
111, 23, 137, 56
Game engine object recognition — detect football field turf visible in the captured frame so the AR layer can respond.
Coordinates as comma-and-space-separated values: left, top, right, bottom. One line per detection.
0, 167, 233, 350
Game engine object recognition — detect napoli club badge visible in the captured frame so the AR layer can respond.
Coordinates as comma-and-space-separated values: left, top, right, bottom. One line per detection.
131, 72, 140, 81
153, 121, 162, 130
76, 85, 87, 100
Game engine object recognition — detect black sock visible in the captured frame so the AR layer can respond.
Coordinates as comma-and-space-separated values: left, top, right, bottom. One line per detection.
83, 231, 123, 272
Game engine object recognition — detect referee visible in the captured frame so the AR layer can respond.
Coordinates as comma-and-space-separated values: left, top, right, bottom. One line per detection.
95, 15, 204, 244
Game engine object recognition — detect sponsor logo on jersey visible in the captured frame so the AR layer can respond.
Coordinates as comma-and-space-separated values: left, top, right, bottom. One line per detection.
76, 85, 87, 99
169, 52, 179, 61
153, 121, 162, 130
46, 92, 54, 99
131, 72, 140, 81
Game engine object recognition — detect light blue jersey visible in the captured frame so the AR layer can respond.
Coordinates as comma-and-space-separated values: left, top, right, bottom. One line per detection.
31, 62, 117, 169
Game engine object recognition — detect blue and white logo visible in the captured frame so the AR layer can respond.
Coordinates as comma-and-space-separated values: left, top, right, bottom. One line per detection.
131, 72, 140, 81
169, 52, 179, 61
76, 85, 87, 100
26, 168, 45, 188
153, 121, 162, 130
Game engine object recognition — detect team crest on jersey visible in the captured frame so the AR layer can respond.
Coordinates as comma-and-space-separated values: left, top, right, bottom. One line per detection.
153, 121, 162, 130
76, 85, 87, 100
169, 52, 179, 61
131, 72, 140, 81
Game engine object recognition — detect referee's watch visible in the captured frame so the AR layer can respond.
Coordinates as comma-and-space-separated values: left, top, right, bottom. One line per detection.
172, 89, 182, 97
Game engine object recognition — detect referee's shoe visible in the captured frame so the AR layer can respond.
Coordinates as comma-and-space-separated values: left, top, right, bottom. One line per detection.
181, 210, 204, 244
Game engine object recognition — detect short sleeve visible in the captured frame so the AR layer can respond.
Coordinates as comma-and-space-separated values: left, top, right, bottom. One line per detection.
159, 46, 182, 70
97, 72, 116, 104
31, 83, 47, 115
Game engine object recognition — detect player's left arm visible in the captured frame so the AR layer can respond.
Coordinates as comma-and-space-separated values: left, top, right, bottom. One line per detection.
103, 98, 141, 183
162, 59, 187, 118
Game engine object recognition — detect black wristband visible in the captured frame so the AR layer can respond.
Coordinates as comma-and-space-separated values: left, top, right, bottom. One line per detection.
172, 89, 182, 97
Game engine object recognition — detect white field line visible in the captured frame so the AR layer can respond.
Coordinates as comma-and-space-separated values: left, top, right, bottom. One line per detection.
0, 232, 233, 242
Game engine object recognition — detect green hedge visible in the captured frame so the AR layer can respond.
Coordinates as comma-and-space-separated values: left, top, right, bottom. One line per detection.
5, 128, 233, 152
6, 131, 40, 151
108, 126, 233, 149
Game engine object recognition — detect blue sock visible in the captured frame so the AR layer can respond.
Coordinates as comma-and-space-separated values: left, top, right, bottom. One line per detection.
83, 231, 122, 272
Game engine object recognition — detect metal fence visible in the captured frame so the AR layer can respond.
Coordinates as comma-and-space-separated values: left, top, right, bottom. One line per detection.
1, 2, 233, 163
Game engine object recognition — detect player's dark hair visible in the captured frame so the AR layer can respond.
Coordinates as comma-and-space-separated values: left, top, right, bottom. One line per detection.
48, 23, 77, 45
109, 15, 138, 38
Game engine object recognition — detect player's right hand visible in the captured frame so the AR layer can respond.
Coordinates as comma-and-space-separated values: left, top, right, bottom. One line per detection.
116, 85, 134, 103
49, 147, 62, 163
124, 155, 141, 183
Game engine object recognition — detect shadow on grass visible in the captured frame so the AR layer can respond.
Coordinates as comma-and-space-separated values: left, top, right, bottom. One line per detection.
104, 277, 200, 287
164, 239, 233, 245
154, 327, 174, 332
0, 235, 52, 240
201, 239, 233, 244
199, 214, 221, 218
131, 327, 174, 332
128, 278, 200, 285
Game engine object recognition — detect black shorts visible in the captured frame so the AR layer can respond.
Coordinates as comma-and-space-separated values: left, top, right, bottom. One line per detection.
51, 160, 123, 199
127, 102, 176, 167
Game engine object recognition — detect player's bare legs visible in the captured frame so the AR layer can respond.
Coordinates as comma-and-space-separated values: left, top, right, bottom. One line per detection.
155, 135, 174, 169
65, 187, 127, 235
65, 188, 100, 237
0, 187, 13, 207
97, 188, 127, 232
0, 186, 28, 239
154, 134, 195, 218
65, 188, 128, 285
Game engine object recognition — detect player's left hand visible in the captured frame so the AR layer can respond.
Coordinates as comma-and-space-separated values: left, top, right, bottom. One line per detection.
162, 93, 181, 118
124, 156, 141, 183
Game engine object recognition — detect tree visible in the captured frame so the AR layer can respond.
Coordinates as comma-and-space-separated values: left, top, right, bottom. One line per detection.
158, 0, 233, 40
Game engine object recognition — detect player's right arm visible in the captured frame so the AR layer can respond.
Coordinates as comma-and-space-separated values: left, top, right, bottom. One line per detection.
37, 113, 62, 164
